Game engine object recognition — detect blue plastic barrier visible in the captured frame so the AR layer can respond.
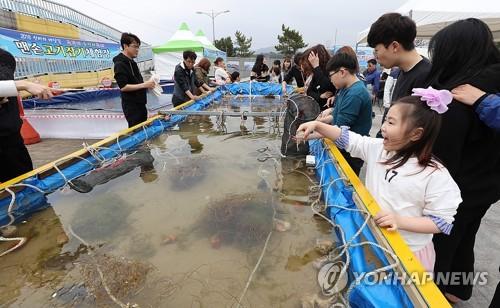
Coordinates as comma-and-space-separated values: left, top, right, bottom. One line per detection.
23, 84, 174, 109
309, 140, 414, 308
0, 89, 222, 226
224, 81, 293, 95
23, 89, 120, 108
2, 81, 285, 226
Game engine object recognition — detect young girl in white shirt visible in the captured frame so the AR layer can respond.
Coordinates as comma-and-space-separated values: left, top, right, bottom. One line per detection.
296, 87, 462, 272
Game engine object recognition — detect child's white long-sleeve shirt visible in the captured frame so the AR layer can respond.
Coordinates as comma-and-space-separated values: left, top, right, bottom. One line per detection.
337, 129, 462, 251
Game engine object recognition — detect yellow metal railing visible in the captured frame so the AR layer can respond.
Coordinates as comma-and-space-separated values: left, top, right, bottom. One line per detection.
324, 139, 450, 308
0, 92, 207, 191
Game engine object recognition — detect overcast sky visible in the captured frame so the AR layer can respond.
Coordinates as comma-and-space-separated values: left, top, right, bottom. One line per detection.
53, 0, 406, 49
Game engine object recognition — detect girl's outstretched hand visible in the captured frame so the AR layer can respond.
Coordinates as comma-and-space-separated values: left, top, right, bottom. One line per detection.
295, 121, 318, 142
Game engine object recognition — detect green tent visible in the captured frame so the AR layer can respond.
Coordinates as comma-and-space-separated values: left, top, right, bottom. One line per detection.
152, 22, 204, 53
152, 23, 226, 79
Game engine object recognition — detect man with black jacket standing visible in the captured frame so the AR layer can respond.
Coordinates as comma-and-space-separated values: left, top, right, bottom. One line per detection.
172, 50, 199, 107
113, 33, 155, 128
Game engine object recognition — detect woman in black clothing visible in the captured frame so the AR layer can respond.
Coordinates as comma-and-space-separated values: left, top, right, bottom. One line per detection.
282, 56, 292, 78
282, 53, 305, 94
250, 54, 265, 80
427, 18, 500, 304
255, 64, 270, 82
303, 45, 336, 110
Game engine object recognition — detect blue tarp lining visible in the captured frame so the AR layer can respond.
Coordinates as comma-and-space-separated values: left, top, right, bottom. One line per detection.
23, 89, 120, 108
309, 140, 414, 308
22, 84, 174, 109
0, 89, 223, 226
1, 80, 288, 227
224, 82, 294, 95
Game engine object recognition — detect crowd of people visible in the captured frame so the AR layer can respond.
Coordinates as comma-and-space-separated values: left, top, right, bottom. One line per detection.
1, 10, 499, 308
171, 52, 241, 107
294, 13, 500, 307
111, 17, 500, 305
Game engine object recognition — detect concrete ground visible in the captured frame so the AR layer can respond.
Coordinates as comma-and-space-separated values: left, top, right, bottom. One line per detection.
25, 103, 499, 307
26, 138, 99, 169
27, 139, 98, 169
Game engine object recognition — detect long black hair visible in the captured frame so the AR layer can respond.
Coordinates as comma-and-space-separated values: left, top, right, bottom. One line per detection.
252, 54, 265, 75
384, 96, 442, 170
426, 18, 500, 89
303, 44, 331, 73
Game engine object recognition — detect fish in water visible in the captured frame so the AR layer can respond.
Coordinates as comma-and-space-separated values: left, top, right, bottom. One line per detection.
257, 179, 269, 191
274, 218, 291, 232
161, 234, 177, 245
210, 234, 221, 249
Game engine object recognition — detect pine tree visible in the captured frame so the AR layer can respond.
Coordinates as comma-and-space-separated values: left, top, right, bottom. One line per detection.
214, 36, 235, 57
234, 31, 254, 57
275, 24, 307, 56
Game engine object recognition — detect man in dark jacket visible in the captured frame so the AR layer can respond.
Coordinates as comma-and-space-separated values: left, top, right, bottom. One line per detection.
113, 33, 155, 128
172, 50, 199, 107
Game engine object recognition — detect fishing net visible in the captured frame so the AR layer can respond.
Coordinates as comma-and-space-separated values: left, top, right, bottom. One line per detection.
194, 193, 275, 250
281, 94, 320, 156
80, 253, 152, 305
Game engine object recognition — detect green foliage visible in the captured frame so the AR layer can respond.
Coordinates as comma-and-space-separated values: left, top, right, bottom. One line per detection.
234, 31, 254, 57
214, 36, 235, 56
275, 24, 308, 56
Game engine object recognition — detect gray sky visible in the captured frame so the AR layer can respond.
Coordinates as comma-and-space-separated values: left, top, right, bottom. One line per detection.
54, 0, 406, 49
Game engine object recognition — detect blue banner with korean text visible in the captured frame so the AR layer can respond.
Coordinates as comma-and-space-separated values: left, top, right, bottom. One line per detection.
0, 27, 120, 60
203, 48, 226, 61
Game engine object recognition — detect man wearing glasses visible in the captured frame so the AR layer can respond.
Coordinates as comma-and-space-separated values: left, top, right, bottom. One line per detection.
113, 33, 155, 128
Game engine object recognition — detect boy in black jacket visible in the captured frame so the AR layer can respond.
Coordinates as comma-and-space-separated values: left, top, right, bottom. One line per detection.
113, 33, 155, 128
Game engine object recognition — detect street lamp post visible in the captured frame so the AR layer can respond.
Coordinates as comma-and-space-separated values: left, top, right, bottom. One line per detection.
196, 10, 230, 43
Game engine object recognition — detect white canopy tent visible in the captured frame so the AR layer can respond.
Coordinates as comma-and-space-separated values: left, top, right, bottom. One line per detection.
357, 0, 500, 44
152, 23, 226, 80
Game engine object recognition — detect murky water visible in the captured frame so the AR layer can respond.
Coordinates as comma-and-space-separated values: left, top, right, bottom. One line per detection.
0, 96, 337, 307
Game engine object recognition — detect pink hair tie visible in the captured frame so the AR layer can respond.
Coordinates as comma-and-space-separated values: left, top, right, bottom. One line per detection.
412, 86, 453, 114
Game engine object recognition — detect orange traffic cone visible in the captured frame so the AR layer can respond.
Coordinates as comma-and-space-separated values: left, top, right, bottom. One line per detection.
17, 96, 40, 145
